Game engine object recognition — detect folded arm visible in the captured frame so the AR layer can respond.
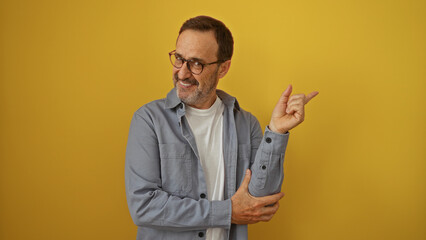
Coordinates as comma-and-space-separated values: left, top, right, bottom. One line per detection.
125, 111, 231, 231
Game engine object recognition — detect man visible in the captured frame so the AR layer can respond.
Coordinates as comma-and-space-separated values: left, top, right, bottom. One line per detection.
125, 15, 318, 240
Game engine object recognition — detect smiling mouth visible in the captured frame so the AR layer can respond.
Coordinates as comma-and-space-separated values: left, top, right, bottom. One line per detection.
179, 81, 193, 87
174, 74, 198, 88
177, 78, 199, 88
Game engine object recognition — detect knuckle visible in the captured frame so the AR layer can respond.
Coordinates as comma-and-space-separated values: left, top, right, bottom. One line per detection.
252, 202, 262, 208
254, 211, 262, 218
250, 216, 260, 223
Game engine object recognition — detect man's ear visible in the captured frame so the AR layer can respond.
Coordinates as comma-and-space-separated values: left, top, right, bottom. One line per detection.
218, 60, 231, 79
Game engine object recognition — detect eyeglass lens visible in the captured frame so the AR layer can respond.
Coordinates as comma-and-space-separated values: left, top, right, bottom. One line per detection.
170, 54, 203, 75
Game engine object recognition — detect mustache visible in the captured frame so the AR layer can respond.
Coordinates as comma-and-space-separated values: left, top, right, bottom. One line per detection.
173, 74, 198, 85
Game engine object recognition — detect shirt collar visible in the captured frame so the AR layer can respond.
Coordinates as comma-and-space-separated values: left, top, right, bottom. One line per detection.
164, 88, 240, 111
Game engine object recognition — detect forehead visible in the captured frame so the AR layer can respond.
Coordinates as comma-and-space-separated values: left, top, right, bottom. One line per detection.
176, 29, 218, 61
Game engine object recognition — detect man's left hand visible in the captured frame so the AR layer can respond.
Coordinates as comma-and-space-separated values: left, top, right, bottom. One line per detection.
269, 85, 319, 134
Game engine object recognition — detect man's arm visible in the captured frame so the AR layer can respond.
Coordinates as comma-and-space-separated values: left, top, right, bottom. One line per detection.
248, 85, 319, 197
125, 110, 231, 231
248, 118, 289, 197
125, 110, 284, 230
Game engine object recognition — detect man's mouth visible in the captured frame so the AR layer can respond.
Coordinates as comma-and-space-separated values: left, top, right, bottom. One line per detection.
179, 81, 194, 87
175, 75, 198, 88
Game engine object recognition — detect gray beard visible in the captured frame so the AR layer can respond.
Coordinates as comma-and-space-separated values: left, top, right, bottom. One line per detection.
173, 71, 218, 106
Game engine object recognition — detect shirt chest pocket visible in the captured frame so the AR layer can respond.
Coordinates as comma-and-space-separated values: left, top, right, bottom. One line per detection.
159, 143, 193, 196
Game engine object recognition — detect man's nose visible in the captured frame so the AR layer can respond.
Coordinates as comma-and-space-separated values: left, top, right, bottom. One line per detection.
178, 62, 192, 79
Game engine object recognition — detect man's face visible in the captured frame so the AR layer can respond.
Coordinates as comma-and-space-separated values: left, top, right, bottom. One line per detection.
173, 30, 221, 109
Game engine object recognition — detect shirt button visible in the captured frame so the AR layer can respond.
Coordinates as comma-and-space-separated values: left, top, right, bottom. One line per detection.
200, 193, 206, 199
266, 137, 272, 143
198, 232, 204, 237
261, 165, 267, 170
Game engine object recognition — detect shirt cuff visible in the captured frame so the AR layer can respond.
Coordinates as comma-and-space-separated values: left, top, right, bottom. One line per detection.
263, 126, 290, 155
210, 199, 232, 229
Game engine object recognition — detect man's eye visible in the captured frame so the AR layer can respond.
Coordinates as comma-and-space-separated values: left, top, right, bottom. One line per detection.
193, 61, 202, 66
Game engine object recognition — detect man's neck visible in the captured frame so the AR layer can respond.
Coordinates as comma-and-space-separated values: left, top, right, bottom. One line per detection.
187, 92, 217, 109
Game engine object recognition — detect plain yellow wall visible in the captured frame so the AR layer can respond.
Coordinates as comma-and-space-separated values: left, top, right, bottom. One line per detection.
1, 0, 425, 239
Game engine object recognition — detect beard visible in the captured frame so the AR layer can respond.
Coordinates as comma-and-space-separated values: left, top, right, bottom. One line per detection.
173, 69, 219, 107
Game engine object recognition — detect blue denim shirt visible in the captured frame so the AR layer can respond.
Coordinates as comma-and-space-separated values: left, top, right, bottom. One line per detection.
125, 88, 289, 240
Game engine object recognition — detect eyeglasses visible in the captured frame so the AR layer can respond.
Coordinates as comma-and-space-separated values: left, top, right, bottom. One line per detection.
168, 50, 224, 75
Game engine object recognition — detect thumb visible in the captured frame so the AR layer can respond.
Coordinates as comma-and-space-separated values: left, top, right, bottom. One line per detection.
280, 84, 292, 104
240, 169, 251, 190
272, 85, 292, 118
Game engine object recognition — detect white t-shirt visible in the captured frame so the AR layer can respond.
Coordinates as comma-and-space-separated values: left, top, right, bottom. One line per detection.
185, 96, 226, 240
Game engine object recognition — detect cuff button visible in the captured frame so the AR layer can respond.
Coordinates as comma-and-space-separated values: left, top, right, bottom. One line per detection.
266, 137, 272, 143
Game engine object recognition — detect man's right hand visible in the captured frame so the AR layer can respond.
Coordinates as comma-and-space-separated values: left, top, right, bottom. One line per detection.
230, 169, 285, 224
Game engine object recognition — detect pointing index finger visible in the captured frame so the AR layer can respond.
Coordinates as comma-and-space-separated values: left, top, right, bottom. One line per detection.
305, 91, 319, 104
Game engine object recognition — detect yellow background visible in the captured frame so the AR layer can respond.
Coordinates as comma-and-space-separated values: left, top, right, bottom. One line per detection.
1, 0, 425, 239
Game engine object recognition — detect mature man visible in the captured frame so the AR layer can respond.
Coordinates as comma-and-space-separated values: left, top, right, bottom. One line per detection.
125, 16, 318, 240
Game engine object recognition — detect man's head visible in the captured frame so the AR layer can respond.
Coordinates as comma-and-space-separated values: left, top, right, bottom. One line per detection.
172, 16, 233, 109
179, 15, 234, 62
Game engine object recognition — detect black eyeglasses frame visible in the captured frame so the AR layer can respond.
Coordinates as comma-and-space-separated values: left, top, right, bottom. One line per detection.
168, 50, 225, 75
